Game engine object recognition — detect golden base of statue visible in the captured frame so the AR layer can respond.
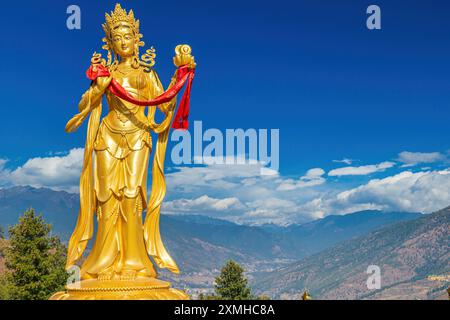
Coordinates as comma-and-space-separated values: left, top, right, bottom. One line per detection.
49, 277, 189, 300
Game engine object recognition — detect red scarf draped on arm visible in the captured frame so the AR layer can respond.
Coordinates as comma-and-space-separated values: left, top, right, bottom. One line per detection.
86, 64, 195, 130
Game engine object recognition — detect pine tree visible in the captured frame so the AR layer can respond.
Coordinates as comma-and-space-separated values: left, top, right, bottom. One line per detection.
214, 260, 253, 300
3, 208, 68, 300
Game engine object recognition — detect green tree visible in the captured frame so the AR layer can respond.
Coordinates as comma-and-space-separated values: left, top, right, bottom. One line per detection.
3, 208, 67, 300
214, 260, 253, 300
0, 276, 9, 300
0, 232, 8, 299
0, 225, 4, 239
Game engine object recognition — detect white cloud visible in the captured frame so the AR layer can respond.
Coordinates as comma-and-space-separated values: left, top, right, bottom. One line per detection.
328, 161, 395, 177
162, 162, 325, 224
397, 151, 445, 167
306, 168, 325, 177
317, 169, 450, 214
237, 197, 301, 225
164, 195, 245, 214
2, 149, 450, 226
333, 158, 356, 165
0, 148, 83, 193
276, 168, 326, 191
166, 162, 269, 194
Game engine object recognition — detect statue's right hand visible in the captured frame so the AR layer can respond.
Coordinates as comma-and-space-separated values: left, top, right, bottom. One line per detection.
95, 75, 112, 93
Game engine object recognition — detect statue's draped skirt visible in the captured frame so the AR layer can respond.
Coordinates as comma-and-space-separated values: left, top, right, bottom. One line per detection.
80, 117, 156, 279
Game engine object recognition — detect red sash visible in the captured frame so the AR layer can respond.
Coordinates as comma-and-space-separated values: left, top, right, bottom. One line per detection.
86, 64, 195, 130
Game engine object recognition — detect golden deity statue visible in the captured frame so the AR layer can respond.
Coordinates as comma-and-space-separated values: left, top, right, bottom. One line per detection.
50, 4, 196, 300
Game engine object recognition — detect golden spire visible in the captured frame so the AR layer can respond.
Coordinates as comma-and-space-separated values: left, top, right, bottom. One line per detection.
301, 289, 312, 300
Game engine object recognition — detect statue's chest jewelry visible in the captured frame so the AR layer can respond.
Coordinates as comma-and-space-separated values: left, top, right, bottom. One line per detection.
110, 72, 148, 123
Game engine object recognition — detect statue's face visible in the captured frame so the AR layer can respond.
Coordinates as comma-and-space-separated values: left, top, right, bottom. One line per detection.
111, 25, 135, 58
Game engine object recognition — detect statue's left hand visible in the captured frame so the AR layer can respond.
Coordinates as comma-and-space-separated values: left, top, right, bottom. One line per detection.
173, 44, 196, 69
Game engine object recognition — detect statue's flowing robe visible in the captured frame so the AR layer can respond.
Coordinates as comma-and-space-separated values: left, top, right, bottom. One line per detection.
65, 67, 179, 278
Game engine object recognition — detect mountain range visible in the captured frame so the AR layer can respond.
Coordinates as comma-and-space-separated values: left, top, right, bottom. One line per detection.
253, 206, 449, 300
0, 186, 422, 265
0, 186, 447, 299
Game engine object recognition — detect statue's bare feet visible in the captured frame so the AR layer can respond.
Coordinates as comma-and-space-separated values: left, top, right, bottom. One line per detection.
120, 269, 137, 281
98, 270, 113, 281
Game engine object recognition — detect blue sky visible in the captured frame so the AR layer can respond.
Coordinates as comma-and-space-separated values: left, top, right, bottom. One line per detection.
1, 1, 450, 224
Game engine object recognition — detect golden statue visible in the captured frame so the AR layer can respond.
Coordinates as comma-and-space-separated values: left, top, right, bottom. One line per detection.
51, 4, 196, 300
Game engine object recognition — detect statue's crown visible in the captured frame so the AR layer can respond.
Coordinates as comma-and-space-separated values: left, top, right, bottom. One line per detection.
103, 3, 140, 37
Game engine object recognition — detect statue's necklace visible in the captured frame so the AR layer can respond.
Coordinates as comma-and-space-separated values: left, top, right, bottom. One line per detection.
116, 64, 134, 76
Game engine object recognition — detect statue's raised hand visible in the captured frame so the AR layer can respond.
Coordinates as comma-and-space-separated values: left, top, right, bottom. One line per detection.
173, 44, 196, 69
95, 75, 112, 94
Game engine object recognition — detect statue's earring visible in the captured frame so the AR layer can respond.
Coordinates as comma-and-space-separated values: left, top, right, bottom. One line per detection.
106, 50, 112, 67
132, 56, 140, 69
132, 42, 140, 69
110, 54, 119, 71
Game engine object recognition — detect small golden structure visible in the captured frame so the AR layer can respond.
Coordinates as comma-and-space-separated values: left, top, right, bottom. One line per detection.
426, 274, 450, 301
301, 289, 312, 300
